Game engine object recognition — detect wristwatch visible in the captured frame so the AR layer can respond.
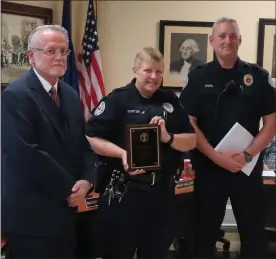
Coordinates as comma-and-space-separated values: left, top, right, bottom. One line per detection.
243, 151, 253, 163
165, 133, 174, 145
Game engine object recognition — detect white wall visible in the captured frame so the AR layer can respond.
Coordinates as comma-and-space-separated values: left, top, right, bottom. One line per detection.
5, 1, 275, 94
97, 1, 275, 93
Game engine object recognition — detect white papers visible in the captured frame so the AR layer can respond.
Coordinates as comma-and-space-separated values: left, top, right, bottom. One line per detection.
262, 170, 276, 178
215, 122, 260, 176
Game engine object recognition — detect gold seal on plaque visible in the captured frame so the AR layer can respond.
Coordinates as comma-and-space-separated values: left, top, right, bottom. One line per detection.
140, 132, 149, 143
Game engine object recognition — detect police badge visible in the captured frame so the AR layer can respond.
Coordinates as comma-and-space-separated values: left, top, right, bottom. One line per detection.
162, 102, 174, 113
243, 74, 254, 87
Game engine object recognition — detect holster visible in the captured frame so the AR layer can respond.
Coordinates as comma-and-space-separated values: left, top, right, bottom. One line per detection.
93, 160, 110, 193
174, 154, 186, 182
94, 158, 124, 193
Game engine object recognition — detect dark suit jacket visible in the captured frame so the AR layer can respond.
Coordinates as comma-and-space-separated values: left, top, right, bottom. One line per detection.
170, 58, 203, 74
1, 68, 96, 236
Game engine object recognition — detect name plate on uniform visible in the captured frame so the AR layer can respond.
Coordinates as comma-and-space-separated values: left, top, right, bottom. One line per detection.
126, 124, 161, 171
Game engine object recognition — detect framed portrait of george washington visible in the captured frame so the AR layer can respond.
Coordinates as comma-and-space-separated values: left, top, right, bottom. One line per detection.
159, 20, 214, 91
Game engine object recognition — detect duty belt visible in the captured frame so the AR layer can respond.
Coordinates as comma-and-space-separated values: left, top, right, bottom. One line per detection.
128, 172, 162, 186
103, 170, 162, 206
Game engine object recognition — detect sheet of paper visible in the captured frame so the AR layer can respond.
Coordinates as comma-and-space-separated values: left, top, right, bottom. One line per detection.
262, 170, 276, 178
215, 122, 260, 176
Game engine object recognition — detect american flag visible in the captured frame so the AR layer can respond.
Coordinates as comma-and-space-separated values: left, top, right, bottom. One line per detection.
77, 0, 105, 121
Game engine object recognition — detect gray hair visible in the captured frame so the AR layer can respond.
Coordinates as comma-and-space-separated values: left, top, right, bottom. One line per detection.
27, 25, 69, 51
179, 39, 200, 54
212, 17, 240, 36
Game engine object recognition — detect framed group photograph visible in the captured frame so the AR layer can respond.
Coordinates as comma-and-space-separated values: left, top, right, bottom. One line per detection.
1, 2, 52, 88
159, 20, 214, 91
257, 18, 276, 80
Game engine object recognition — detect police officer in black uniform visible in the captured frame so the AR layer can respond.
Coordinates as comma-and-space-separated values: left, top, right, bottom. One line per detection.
85, 46, 196, 258
179, 17, 276, 258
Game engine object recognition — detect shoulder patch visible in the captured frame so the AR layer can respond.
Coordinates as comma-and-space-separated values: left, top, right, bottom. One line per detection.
268, 75, 275, 88
183, 76, 188, 89
94, 101, 105, 116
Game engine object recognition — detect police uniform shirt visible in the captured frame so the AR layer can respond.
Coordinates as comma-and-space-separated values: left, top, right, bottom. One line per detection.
179, 58, 276, 173
86, 80, 195, 177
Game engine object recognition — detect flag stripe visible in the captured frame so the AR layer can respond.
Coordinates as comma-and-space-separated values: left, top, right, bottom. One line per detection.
77, 56, 92, 110
77, 0, 105, 121
86, 65, 100, 108
90, 55, 104, 102
93, 50, 105, 96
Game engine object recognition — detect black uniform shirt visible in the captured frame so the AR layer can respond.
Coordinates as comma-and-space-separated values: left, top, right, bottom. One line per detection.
179, 58, 276, 173
86, 80, 194, 179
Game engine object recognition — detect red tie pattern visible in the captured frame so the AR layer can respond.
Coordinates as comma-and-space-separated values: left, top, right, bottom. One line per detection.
49, 87, 60, 107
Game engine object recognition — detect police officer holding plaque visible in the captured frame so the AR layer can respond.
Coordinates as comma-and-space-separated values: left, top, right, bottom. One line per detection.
85, 47, 196, 258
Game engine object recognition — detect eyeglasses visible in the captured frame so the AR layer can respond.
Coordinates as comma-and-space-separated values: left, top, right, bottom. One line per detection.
31, 48, 71, 56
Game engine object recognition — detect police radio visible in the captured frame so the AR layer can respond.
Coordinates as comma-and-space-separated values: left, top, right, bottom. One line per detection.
221, 80, 236, 96
213, 80, 236, 125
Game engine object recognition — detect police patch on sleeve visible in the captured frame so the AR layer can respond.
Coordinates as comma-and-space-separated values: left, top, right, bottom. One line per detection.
94, 101, 105, 116
162, 102, 174, 113
182, 76, 188, 89
268, 75, 275, 88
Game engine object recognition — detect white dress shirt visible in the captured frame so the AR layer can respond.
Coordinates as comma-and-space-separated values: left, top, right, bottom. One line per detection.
33, 68, 58, 94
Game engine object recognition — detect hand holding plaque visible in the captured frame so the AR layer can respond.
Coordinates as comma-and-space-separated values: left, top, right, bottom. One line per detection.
125, 124, 162, 171
149, 115, 171, 143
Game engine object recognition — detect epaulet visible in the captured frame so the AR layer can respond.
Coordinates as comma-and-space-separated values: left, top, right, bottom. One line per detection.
109, 83, 132, 95
189, 62, 209, 74
241, 61, 269, 75
159, 88, 178, 102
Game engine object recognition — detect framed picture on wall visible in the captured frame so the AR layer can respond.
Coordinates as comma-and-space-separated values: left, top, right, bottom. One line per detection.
1, 2, 52, 88
257, 18, 276, 80
159, 20, 214, 91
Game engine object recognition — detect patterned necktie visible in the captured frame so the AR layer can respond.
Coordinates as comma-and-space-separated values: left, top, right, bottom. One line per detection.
49, 87, 60, 107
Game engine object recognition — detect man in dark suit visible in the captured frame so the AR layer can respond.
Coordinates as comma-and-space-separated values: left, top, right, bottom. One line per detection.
1, 25, 95, 258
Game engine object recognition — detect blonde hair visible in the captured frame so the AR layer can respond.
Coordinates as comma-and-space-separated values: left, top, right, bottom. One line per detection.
133, 47, 163, 72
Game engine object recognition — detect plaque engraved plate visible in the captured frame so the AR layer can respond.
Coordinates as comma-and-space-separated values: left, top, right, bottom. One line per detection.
126, 124, 161, 171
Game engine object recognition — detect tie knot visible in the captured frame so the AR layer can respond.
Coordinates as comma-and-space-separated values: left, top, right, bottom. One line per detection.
50, 87, 57, 97
49, 87, 59, 106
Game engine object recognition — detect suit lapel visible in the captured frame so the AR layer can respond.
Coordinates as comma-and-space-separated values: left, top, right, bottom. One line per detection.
27, 69, 69, 146
58, 82, 77, 145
